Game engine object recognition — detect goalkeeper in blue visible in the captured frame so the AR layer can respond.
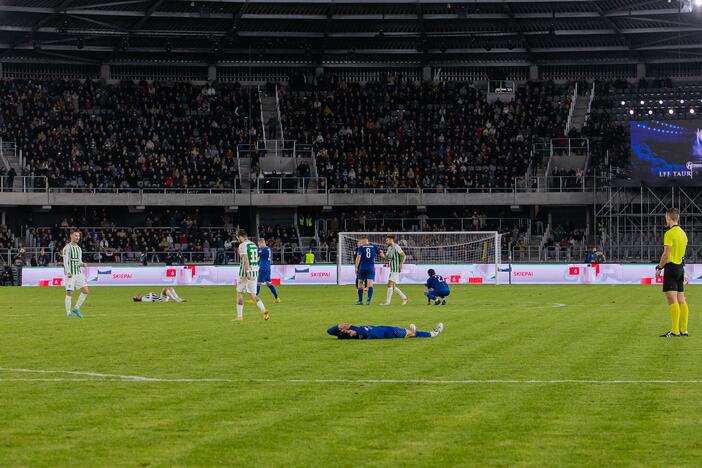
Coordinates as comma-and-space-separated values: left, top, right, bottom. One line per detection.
327, 322, 444, 339
425, 269, 450, 305
354, 236, 384, 305
256, 238, 280, 302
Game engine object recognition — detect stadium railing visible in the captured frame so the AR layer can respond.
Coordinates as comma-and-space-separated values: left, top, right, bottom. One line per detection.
0, 176, 611, 195
326, 216, 530, 233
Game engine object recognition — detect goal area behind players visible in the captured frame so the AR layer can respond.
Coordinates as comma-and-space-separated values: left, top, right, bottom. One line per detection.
337, 231, 502, 285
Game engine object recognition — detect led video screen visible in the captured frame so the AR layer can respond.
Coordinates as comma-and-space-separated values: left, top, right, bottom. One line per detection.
630, 120, 702, 185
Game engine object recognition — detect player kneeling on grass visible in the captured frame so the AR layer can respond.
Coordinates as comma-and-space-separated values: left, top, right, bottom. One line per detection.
327, 322, 444, 339
380, 234, 408, 306
63, 229, 88, 318
425, 269, 450, 305
133, 287, 186, 303
235, 229, 269, 321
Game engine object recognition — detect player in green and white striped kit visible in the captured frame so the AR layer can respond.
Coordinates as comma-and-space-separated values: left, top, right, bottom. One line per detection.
380, 234, 409, 306
63, 230, 88, 318
234, 229, 269, 321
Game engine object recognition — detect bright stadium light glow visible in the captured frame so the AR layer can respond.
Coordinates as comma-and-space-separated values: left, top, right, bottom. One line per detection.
691, 108, 696, 114
640, 100, 645, 105
621, 101, 625, 105
669, 109, 674, 114
648, 110, 653, 115
680, 99, 685, 104
629, 109, 635, 115
658, 100, 664, 104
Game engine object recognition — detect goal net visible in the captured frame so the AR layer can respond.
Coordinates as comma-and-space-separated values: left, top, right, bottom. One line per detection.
337, 231, 502, 285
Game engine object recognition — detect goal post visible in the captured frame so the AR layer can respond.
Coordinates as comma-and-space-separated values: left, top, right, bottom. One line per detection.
337, 231, 502, 285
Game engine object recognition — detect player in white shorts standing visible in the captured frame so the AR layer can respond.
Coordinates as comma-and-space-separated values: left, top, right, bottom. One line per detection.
380, 234, 409, 306
63, 229, 88, 318
235, 229, 269, 321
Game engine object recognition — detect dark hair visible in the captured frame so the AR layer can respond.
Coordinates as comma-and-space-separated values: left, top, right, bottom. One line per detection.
337, 330, 360, 340
385, 234, 396, 240
236, 229, 247, 238
427, 268, 436, 276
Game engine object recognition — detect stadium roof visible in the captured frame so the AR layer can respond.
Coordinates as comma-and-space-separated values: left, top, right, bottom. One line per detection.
1, 0, 701, 67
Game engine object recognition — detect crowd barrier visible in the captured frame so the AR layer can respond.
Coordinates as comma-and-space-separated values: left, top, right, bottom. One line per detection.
18, 263, 698, 287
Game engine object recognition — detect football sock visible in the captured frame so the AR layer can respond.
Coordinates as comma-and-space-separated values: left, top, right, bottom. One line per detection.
669, 303, 681, 335
357, 288, 363, 302
236, 303, 243, 319
385, 288, 393, 304
394, 287, 407, 300
75, 293, 87, 308
680, 302, 689, 333
415, 331, 432, 338
256, 299, 266, 312
65, 296, 72, 314
268, 284, 278, 299
367, 287, 374, 302
256, 284, 261, 295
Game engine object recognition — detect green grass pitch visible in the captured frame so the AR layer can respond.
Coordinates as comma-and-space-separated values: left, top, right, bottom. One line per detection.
1, 284, 701, 467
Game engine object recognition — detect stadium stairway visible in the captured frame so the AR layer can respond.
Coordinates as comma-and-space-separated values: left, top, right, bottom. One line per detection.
569, 98, 590, 132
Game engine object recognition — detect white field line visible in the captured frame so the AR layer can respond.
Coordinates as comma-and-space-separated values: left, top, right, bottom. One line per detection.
1, 367, 702, 385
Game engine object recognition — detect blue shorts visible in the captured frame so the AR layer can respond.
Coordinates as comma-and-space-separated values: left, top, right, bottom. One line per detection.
429, 288, 450, 298
258, 268, 271, 283
357, 268, 375, 281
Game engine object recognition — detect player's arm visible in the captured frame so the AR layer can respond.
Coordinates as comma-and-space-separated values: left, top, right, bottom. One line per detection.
62, 246, 71, 277
379, 250, 387, 260
399, 251, 406, 270
354, 253, 360, 272
241, 250, 251, 271
655, 246, 672, 278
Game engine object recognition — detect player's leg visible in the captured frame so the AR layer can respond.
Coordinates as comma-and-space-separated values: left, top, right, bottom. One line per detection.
661, 265, 682, 337
366, 278, 375, 305
678, 269, 688, 335
65, 290, 73, 318
72, 276, 87, 317
409, 323, 444, 338
392, 276, 408, 305
249, 280, 268, 320
235, 284, 245, 320
440, 288, 450, 305
356, 275, 365, 305
382, 280, 395, 305
425, 288, 436, 304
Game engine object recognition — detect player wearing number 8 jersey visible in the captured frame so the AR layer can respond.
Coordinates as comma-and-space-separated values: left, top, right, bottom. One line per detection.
380, 235, 408, 306
62, 230, 88, 318
234, 229, 268, 321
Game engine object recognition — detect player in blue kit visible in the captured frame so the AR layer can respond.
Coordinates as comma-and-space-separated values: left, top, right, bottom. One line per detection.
425, 269, 450, 305
256, 238, 280, 302
327, 322, 444, 339
354, 236, 384, 305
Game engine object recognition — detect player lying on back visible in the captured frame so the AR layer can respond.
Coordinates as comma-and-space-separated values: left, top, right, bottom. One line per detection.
355, 236, 384, 305
425, 269, 450, 305
133, 287, 186, 302
327, 322, 444, 339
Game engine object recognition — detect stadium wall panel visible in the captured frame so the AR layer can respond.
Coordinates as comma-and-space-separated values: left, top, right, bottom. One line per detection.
20, 264, 696, 287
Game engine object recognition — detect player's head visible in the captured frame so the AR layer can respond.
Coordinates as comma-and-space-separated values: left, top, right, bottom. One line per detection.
236, 229, 247, 242
359, 236, 369, 245
70, 230, 81, 243
427, 268, 436, 276
385, 234, 396, 246
258, 238, 266, 247
666, 207, 680, 227
336, 329, 359, 339
133, 295, 143, 302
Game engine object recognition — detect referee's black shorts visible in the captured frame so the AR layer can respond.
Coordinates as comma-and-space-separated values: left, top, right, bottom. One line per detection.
663, 263, 685, 292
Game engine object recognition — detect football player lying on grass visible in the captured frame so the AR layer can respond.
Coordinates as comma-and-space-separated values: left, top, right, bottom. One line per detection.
133, 287, 187, 303
327, 322, 443, 339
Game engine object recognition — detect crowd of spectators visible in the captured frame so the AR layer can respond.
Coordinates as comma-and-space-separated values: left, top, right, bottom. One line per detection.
280, 79, 571, 191
0, 79, 260, 189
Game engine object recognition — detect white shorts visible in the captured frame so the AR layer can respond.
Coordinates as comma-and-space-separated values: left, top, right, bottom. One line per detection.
388, 272, 401, 284
65, 273, 87, 292
236, 277, 257, 294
